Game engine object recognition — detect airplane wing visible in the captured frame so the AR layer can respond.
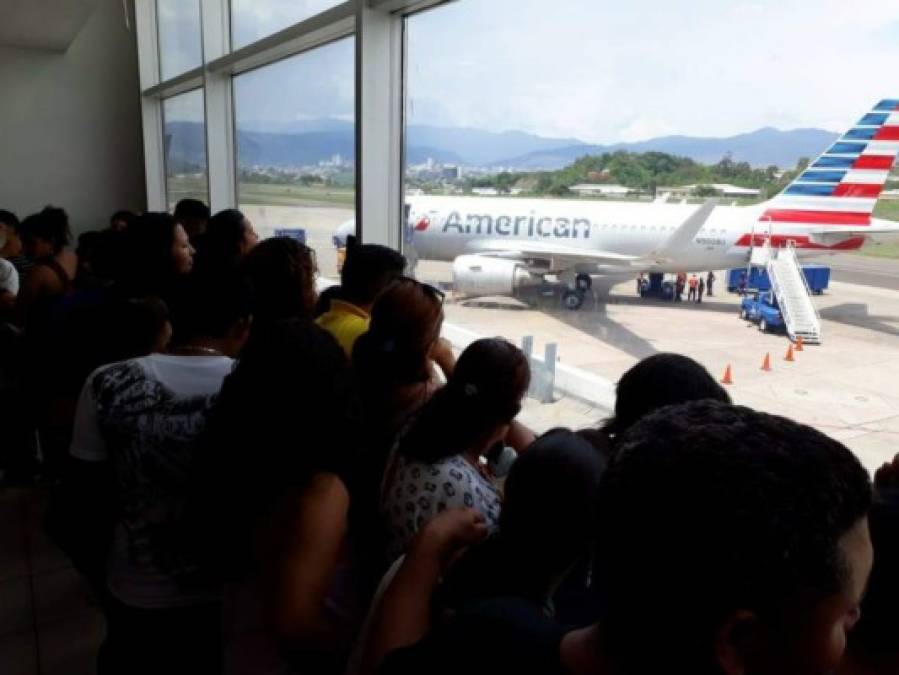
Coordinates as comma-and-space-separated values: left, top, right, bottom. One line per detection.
465, 238, 639, 270
641, 199, 718, 264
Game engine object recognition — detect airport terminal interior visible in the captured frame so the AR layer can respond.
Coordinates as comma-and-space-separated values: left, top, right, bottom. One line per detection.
2, 1, 899, 674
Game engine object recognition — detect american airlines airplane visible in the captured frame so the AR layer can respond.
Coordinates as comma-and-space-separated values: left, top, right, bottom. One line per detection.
337, 99, 899, 309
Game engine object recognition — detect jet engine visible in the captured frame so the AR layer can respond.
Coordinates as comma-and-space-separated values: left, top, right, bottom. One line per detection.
452, 255, 538, 298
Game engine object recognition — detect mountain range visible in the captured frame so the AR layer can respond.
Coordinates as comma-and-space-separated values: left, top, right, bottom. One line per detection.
164, 120, 840, 172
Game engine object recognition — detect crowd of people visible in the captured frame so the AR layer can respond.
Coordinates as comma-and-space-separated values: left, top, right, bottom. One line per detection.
0, 201, 897, 675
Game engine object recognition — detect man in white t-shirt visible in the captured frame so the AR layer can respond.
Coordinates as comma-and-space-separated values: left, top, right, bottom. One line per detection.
69, 273, 251, 675
0, 257, 18, 312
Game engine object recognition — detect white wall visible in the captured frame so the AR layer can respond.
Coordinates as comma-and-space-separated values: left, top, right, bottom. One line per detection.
0, 0, 145, 234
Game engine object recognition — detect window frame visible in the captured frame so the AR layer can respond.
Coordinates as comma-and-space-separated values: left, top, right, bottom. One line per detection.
135, 0, 456, 243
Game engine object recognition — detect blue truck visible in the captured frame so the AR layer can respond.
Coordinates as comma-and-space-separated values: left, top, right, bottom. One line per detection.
727, 265, 830, 295
740, 291, 785, 333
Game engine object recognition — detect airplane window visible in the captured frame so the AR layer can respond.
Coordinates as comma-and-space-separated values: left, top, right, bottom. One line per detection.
162, 89, 208, 209
232, 37, 355, 280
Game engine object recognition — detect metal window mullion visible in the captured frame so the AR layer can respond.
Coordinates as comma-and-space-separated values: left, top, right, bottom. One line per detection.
356, 2, 404, 247
135, 0, 166, 210
201, 0, 236, 211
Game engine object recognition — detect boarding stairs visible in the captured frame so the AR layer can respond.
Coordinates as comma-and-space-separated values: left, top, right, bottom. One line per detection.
755, 240, 822, 344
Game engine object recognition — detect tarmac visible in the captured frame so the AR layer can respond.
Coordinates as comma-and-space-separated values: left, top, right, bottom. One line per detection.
245, 204, 899, 475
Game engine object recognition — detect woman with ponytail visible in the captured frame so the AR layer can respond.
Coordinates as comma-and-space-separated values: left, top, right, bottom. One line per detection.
379, 338, 531, 561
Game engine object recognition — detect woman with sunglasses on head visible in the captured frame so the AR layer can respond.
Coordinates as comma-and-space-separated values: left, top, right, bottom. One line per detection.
379, 337, 531, 562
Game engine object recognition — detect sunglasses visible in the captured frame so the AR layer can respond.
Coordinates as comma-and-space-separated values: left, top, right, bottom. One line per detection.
398, 275, 445, 305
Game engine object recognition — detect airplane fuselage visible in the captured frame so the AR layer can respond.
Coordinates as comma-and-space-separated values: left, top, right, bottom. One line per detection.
406, 195, 868, 274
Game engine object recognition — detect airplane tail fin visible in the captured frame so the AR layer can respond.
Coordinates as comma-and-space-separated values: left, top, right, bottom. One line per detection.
762, 99, 899, 229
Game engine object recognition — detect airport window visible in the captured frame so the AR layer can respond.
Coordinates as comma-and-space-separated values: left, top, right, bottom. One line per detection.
233, 37, 355, 280
156, 0, 202, 81
162, 89, 209, 210
230, 0, 346, 50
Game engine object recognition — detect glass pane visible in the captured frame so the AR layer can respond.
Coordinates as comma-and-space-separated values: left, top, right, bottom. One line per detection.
234, 37, 355, 280
163, 89, 208, 211
156, 0, 202, 81
231, 0, 345, 50
404, 0, 899, 469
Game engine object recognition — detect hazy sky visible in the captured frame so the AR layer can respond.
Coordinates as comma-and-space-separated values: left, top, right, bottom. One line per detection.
163, 0, 899, 143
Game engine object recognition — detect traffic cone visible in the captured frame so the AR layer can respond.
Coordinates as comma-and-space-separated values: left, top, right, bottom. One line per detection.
795, 336, 804, 351
785, 344, 795, 362
721, 364, 733, 385
761, 353, 771, 371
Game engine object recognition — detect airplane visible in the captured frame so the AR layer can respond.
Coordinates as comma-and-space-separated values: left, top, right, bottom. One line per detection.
335, 99, 899, 309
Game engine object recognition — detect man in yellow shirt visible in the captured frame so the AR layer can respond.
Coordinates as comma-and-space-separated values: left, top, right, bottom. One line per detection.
317, 235, 406, 357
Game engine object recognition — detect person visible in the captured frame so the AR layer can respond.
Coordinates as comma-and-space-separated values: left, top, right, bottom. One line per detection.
598, 352, 731, 445
0, 209, 33, 277
194, 208, 259, 278
317, 236, 406, 357
0, 257, 18, 313
14, 206, 77, 329
240, 236, 318, 329
373, 401, 873, 675
120, 212, 194, 306
738, 271, 748, 296
436, 428, 605, 615
675, 271, 686, 302
189, 319, 365, 674
594, 400, 872, 675
109, 210, 136, 232
687, 273, 699, 301
174, 198, 210, 243
635, 273, 645, 296
706, 270, 716, 296
68, 273, 252, 675
840, 454, 899, 675
380, 338, 532, 561
697, 275, 705, 303
352, 277, 454, 454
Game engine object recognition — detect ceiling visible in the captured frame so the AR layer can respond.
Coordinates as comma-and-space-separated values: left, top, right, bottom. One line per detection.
0, 0, 101, 52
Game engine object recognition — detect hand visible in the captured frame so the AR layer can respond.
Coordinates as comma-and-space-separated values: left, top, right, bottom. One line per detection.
409, 508, 488, 574
429, 337, 456, 377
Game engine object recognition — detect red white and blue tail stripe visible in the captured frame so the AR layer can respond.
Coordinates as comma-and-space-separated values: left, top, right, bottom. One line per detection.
762, 99, 899, 228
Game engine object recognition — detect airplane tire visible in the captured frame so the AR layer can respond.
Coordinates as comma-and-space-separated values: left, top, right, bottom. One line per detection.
759, 318, 768, 333
563, 289, 584, 311
575, 274, 592, 291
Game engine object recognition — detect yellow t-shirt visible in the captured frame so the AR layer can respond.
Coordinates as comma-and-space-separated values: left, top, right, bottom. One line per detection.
316, 299, 371, 358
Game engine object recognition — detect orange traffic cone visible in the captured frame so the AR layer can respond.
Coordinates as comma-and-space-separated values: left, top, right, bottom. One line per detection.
761, 353, 772, 371
795, 336, 804, 351
785, 344, 795, 362
721, 364, 734, 385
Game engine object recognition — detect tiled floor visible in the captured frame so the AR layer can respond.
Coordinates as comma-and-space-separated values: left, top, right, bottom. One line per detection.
0, 488, 104, 675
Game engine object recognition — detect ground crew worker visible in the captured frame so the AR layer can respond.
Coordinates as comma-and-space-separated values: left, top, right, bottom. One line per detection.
697, 276, 705, 303
688, 274, 699, 302
706, 270, 716, 296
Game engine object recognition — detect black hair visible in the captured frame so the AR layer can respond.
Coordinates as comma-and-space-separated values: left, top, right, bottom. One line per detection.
601, 353, 731, 439
339, 235, 406, 307
174, 198, 209, 222
170, 270, 252, 343
109, 210, 136, 229
0, 209, 20, 233
848, 486, 899, 660
398, 338, 530, 464
21, 206, 71, 253
189, 318, 359, 581
122, 211, 182, 295
314, 284, 344, 319
195, 209, 248, 275
595, 400, 872, 675
240, 236, 317, 326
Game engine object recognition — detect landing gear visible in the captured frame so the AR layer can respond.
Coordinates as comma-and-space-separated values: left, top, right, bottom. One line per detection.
562, 288, 585, 310
575, 273, 593, 291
